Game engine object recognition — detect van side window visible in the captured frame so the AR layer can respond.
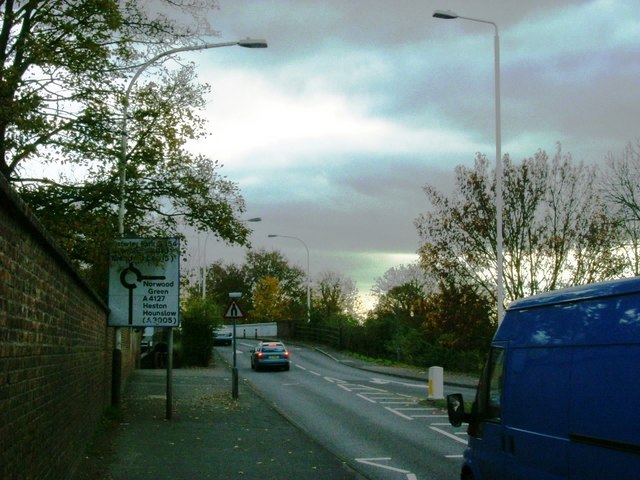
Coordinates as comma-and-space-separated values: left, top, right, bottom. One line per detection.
486, 347, 505, 421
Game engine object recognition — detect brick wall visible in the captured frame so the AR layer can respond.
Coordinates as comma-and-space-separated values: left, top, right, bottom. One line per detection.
0, 175, 136, 479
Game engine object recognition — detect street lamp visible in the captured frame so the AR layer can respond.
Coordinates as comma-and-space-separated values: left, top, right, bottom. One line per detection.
268, 234, 311, 323
117, 39, 268, 236
112, 38, 267, 407
433, 10, 505, 323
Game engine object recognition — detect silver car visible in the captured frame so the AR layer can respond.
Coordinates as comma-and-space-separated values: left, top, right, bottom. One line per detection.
213, 327, 233, 346
250, 341, 290, 371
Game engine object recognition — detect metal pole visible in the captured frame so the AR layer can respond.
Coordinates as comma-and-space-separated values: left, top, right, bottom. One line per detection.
493, 28, 505, 324
232, 317, 238, 399
166, 328, 173, 419
433, 11, 504, 324
304, 241, 311, 324
455, 16, 503, 323
111, 329, 122, 406
229, 292, 242, 399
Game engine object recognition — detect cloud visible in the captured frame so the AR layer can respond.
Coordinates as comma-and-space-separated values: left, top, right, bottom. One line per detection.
190, 67, 482, 173
179, 0, 640, 308
511, 0, 640, 60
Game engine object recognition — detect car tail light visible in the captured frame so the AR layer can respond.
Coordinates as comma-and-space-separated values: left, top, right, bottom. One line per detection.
284, 351, 289, 358
257, 352, 264, 359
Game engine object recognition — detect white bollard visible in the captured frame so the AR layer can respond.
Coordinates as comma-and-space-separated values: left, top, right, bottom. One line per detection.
428, 366, 444, 400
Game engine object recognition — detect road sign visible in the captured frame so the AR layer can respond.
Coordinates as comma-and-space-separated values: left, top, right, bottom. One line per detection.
224, 300, 244, 319
108, 238, 180, 327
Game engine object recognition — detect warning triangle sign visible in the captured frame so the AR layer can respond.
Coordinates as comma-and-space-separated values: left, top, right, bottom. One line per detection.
224, 300, 244, 319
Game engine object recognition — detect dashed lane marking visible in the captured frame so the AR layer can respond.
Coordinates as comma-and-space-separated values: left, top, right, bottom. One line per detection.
430, 426, 468, 445
355, 457, 413, 475
293, 364, 469, 456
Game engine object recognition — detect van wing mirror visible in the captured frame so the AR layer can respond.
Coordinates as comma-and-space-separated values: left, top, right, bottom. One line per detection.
447, 393, 466, 427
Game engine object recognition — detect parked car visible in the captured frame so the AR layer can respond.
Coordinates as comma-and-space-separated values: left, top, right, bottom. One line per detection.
250, 341, 290, 371
213, 327, 233, 346
446, 276, 640, 480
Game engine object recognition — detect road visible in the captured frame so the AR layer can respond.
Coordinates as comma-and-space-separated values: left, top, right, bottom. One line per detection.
217, 340, 469, 480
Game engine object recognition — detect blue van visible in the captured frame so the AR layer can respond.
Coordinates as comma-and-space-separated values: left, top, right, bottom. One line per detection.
447, 277, 640, 480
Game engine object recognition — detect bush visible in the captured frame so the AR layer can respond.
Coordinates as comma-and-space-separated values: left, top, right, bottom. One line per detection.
342, 323, 487, 374
180, 297, 219, 367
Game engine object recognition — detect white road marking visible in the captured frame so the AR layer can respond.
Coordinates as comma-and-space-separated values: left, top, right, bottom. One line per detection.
344, 385, 387, 393
355, 457, 412, 474
430, 426, 469, 445
296, 364, 468, 454
356, 393, 377, 403
385, 407, 415, 420
393, 407, 436, 412
370, 377, 428, 389
324, 376, 347, 384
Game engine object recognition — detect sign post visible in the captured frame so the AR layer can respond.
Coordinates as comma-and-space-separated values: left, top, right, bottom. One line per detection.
225, 293, 244, 399
108, 238, 180, 419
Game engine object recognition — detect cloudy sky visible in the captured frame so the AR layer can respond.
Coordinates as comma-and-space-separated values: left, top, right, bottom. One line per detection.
181, 0, 640, 307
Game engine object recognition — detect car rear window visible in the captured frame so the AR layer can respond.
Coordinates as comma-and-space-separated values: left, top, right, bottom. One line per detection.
263, 345, 285, 352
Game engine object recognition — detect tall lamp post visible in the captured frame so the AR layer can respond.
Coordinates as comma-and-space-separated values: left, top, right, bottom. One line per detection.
117, 39, 267, 236
433, 10, 505, 324
112, 39, 267, 407
268, 234, 311, 323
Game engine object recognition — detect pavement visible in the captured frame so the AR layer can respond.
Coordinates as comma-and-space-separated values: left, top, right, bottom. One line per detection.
75, 344, 477, 480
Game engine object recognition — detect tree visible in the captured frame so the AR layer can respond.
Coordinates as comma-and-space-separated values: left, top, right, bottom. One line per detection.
1, 0, 253, 293
251, 276, 287, 322
244, 249, 306, 320
313, 270, 361, 326
195, 250, 306, 324
180, 295, 220, 367
0, 0, 121, 179
368, 267, 431, 362
422, 282, 494, 351
376, 283, 426, 330
1, 0, 220, 180
371, 263, 436, 307
416, 144, 624, 311
532, 146, 623, 290
203, 260, 251, 315
601, 140, 640, 275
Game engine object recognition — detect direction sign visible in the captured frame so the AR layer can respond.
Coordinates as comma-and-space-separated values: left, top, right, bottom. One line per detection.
224, 300, 244, 319
108, 238, 180, 328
